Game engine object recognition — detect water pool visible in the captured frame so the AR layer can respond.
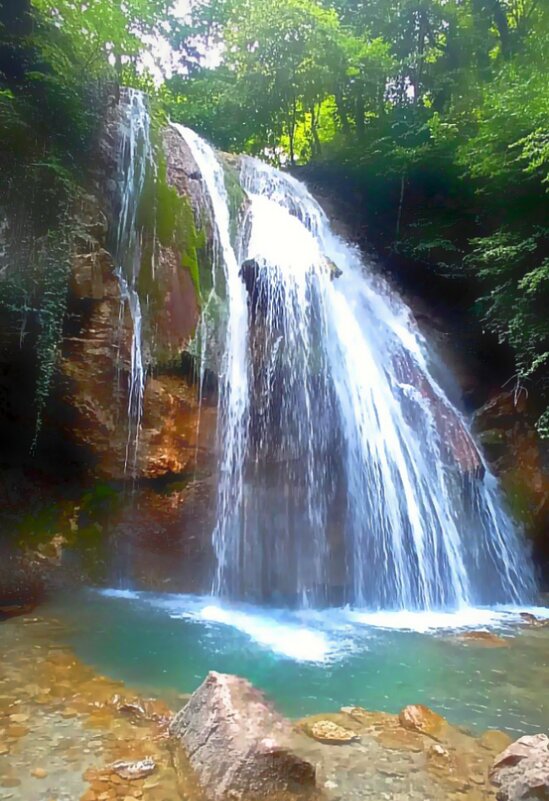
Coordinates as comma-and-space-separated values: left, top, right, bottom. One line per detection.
46, 589, 549, 737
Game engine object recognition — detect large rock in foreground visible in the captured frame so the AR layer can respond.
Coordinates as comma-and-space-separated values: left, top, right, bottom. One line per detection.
169, 672, 318, 801
490, 733, 549, 800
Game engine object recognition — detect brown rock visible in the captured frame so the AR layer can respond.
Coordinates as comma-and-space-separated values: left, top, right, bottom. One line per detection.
169, 671, 318, 801
519, 612, 549, 627
377, 727, 424, 752
6, 724, 29, 738
9, 713, 29, 723
31, 768, 48, 779
393, 351, 484, 478
479, 730, 512, 754
309, 720, 359, 745
398, 704, 446, 738
0, 777, 21, 788
457, 631, 509, 648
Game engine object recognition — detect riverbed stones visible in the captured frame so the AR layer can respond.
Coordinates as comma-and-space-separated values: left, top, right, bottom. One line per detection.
490, 734, 549, 800
169, 671, 318, 801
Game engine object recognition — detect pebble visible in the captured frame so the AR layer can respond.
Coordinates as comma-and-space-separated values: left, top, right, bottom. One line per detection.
31, 767, 48, 779
0, 779, 21, 788
9, 714, 29, 724
6, 725, 29, 738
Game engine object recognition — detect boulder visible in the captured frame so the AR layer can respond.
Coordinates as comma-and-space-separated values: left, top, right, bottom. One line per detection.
398, 704, 446, 739
169, 672, 318, 801
490, 733, 549, 800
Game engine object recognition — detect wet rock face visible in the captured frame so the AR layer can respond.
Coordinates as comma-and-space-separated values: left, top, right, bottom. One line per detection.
473, 391, 549, 575
57, 92, 217, 483
490, 733, 549, 800
61, 196, 217, 482
169, 672, 318, 801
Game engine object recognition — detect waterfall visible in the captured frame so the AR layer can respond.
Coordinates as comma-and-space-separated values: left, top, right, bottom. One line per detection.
174, 126, 536, 611
113, 89, 153, 475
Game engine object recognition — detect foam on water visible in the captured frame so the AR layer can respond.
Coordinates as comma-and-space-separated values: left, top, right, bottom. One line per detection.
96, 588, 549, 661
197, 605, 330, 662
99, 588, 141, 600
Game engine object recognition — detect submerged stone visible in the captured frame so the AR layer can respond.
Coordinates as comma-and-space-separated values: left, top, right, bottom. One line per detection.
398, 704, 446, 738
456, 631, 509, 648
309, 720, 359, 745
108, 758, 156, 781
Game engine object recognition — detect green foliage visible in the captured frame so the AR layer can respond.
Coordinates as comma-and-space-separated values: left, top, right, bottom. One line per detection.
0, 0, 187, 446
2, 0, 548, 433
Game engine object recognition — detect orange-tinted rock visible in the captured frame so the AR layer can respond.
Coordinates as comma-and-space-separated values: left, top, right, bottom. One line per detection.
398, 704, 446, 738
456, 631, 509, 648
479, 730, 513, 754
55, 98, 216, 485
377, 727, 425, 752
60, 245, 216, 482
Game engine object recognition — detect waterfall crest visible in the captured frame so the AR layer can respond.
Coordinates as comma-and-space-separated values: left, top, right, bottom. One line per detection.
173, 126, 536, 611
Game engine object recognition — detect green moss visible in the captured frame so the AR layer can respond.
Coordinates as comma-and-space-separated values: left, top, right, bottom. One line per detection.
500, 470, 540, 533
138, 154, 206, 304
156, 160, 205, 302
222, 158, 246, 247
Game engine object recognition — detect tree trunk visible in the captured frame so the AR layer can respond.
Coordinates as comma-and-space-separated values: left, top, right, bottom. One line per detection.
310, 104, 321, 157
396, 171, 406, 239
489, 0, 512, 58
355, 93, 365, 141
335, 90, 351, 136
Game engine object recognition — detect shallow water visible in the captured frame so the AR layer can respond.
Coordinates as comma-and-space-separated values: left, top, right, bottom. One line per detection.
48, 589, 549, 737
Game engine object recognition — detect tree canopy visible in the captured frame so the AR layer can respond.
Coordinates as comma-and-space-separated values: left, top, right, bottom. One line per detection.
1, 0, 548, 432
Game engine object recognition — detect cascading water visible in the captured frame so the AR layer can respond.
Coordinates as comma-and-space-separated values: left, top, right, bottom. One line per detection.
174, 126, 536, 611
113, 89, 154, 474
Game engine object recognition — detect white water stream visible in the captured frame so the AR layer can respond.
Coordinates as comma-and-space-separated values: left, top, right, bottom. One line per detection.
113, 89, 152, 474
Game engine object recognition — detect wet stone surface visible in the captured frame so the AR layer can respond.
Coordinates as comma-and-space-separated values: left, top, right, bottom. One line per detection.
0, 616, 179, 801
